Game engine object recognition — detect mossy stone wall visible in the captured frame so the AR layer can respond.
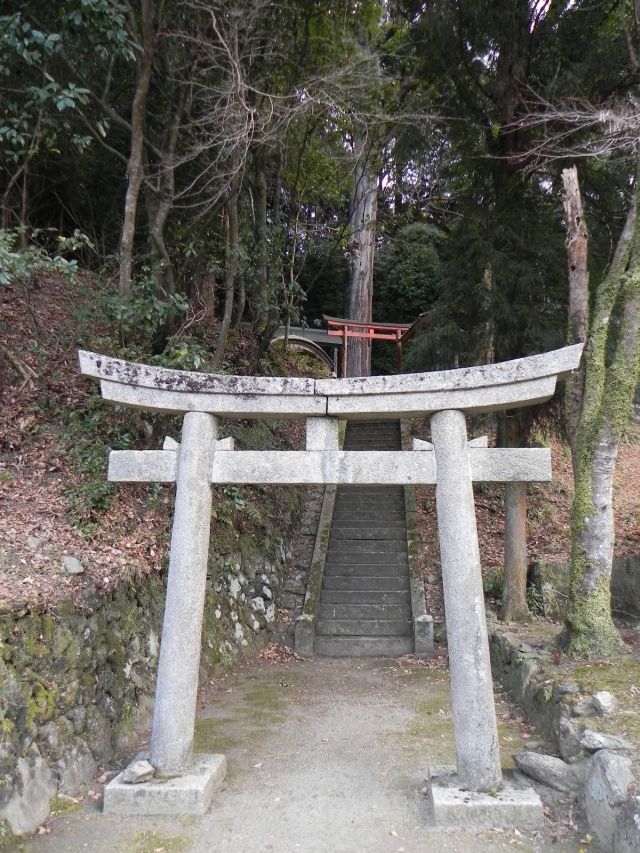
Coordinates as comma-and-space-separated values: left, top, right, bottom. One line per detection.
0, 492, 303, 837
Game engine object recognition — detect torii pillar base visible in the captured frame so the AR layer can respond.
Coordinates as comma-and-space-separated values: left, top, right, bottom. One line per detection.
103, 753, 226, 816
427, 766, 543, 829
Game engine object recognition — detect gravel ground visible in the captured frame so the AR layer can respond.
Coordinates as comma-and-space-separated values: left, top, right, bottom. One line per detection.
25, 656, 596, 853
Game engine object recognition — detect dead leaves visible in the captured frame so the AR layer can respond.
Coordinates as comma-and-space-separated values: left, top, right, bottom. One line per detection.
257, 642, 301, 664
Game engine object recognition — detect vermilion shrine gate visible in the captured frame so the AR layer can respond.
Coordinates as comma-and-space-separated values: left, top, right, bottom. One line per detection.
79, 343, 582, 825
324, 316, 412, 375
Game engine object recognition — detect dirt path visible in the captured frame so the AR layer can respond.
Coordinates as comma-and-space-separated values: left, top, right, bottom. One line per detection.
25, 657, 594, 853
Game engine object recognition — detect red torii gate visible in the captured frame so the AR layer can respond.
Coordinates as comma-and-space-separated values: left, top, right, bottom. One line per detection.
324, 316, 412, 376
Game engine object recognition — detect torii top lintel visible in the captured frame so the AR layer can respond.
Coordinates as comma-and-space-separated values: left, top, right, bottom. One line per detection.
78, 345, 583, 420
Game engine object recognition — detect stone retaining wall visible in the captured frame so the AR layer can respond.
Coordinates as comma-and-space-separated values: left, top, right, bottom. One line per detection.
0, 508, 301, 837
280, 487, 325, 615
490, 627, 640, 851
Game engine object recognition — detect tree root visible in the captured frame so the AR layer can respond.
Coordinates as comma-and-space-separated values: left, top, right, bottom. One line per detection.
1, 344, 38, 390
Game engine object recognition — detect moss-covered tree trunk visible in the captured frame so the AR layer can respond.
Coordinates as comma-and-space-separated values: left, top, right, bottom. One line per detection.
565, 178, 640, 656
562, 166, 590, 469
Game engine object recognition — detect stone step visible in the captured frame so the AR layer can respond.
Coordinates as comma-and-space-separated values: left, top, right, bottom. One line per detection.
331, 518, 405, 528
324, 564, 407, 579
343, 443, 400, 449
314, 636, 413, 657
344, 441, 401, 449
338, 482, 403, 489
346, 422, 400, 429
334, 498, 403, 507
334, 491, 404, 501
325, 558, 408, 572
320, 589, 411, 605
318, 603, 411, 620
345, 426, 400, 432
322, 575, 410, 591
334, 501, 404, 521
326, 540, 407, 554
332, 509, 405, 520
316, 618, 412, 637
336, 485, 403, 493
335, 488, 403, 496
334, 492, 404, 500
325, 552, 408, 567
345, 424, 400, 433
325, 555, 407, 568
330, 527, 407, 541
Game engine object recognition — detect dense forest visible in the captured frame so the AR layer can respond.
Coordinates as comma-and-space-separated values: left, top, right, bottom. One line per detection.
2, 0, 640, 657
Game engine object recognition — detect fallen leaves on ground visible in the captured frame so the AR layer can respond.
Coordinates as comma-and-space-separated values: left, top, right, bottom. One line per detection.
257, 642, 301, 663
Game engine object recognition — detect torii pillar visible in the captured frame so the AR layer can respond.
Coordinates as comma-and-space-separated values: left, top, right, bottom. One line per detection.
431, 409, 502, 789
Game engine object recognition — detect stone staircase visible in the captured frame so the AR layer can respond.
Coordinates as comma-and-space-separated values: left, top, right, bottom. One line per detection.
314, 420, 414, 657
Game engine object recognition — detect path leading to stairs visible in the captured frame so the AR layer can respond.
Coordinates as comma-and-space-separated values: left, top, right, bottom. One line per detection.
27, 656, 592, 853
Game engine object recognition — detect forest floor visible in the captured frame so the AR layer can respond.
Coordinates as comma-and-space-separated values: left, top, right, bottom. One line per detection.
0, 273, 311, 613
22, 652, 597, 853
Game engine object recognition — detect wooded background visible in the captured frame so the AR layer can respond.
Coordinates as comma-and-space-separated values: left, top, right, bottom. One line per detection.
3, 0, 640, 657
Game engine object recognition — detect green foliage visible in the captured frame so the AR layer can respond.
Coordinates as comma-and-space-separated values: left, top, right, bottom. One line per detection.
150, 334, 212, 372
482, 567, 503, 603
0, 228, 90, 285
57, 393, 136, 530
374, 222, 447, 322
102, 273, 188, 350
211, 486, 263, 529
526, 582, 545, 617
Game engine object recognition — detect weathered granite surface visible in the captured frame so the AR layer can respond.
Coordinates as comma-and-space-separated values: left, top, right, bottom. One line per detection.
431, 409, 501, 791
80, 345, 583, 419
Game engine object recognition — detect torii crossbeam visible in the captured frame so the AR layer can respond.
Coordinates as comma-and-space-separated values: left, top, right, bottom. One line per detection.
79, 344, 582, 819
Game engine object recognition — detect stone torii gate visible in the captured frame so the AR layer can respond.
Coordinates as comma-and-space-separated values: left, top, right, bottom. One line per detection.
79, 344, 582, 823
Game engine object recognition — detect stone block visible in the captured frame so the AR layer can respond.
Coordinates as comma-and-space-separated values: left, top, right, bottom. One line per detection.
427, 766, 544, 829
513, 751, 581, 794
0, 745, 56, 835
413, 613, 434, 657
55, 743, 97, 796
580, 729, 635, 754
614, 794, 640, 853
583, 750, 635, 851
558, 714, 584, 763
593, 690, 618, 716
103, 753, 226, 816
295, 614, 314, 656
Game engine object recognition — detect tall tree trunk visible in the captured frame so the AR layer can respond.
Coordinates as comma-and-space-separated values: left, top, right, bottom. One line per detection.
562, 166, 590, 468
565, 177, 640, 657
2, 160, 27, 231
147, 81, 188, 299
119, 0, 154, 297
147, 93, 189, 299
212, 185, 239, 370
345, 160, 377, 377
501, 412, 530, 622
19, 164, 28, 247
253, 156, 268, 334
232, 275, 246, 334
